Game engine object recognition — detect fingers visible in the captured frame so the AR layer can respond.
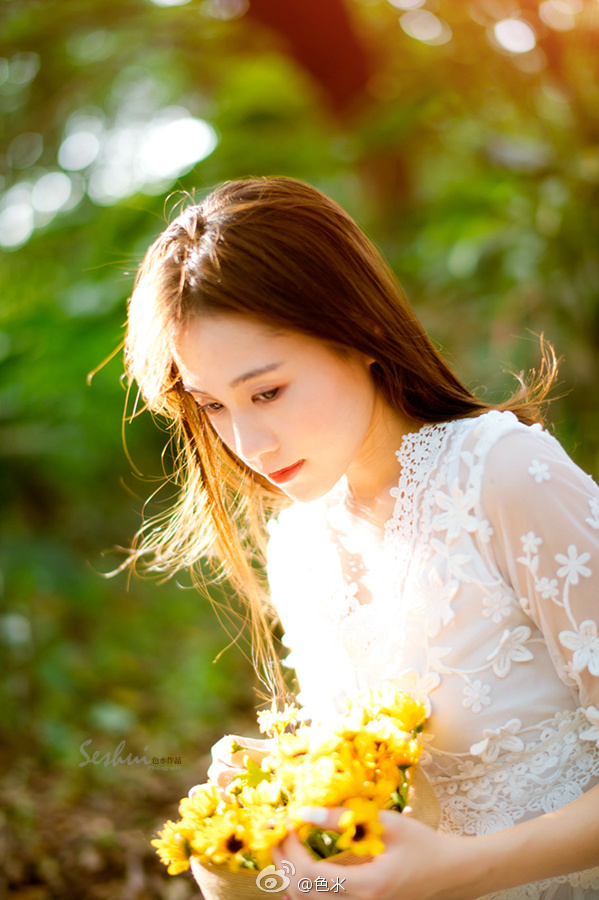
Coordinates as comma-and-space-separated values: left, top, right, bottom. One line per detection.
187, 781, 209, 798
206, 762, 246, 788
210, 734, 271, 768
207, 734, 274, 789
272, 812, 364, 899
293, 806, 345, 829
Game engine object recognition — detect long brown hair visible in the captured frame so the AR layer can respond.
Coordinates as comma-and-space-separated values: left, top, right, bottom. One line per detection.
125, 175, 557, 695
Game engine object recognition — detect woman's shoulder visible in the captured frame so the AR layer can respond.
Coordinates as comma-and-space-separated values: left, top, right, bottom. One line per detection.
430, 409, 597, 509
448, 409, 565, 469
454, 408, 540, 448
468, 411, 598, 512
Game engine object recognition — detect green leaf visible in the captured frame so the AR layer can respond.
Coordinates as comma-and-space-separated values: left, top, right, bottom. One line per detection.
231, 757, 271, 790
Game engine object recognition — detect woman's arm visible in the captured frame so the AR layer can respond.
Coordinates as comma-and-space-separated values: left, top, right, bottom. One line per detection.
273, 783, 599, 899
460, 782, 599, 898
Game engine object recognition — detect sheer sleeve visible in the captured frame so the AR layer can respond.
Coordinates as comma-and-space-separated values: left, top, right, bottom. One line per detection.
481, 425, 599, 721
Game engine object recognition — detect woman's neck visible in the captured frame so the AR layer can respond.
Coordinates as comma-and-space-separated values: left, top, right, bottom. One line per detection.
344, 397, 420, 528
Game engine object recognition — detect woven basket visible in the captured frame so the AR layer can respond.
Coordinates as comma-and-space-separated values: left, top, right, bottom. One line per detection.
191, 765, 439, 899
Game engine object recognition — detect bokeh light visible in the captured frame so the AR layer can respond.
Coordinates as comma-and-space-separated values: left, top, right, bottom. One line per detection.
493, 18, 537, 53
147, 0, 193, 6
58, 132, 101, 171
87, 108, 218, 204
387, 0, 425, 10
400, 9, 452, 45
31, 172, 73, 214
66, 30, 118, 65
7, 52, 40, 85
539, 0, 578, 31
0, 184, 35, 249
8, 132, 43, 169
200, 0, 249, 18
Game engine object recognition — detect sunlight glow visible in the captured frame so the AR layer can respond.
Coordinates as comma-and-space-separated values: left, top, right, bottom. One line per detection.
87, 107, 218, 205
138, 114, 217, 183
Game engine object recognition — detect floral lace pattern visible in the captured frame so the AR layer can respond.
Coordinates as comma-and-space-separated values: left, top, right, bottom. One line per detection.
267, 411, 599, 899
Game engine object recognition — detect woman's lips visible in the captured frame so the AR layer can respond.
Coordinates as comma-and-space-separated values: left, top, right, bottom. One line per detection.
267, 460, 304, 484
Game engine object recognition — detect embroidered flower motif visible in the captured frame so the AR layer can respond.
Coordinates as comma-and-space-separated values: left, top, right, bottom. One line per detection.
433, 481, 478, 541
560, 659, 580, 686
463, 680, 491, 714
482, 591, 512, 624
520, 531, 542, 556
555, 545, 591, 585
586, 496, 599, 530
559, 620, 599, 676
519, 594, 533, 617
487, 626, 534, 678
427, 644, 454, 676
429, 539, 472, 578
528, 459, 550, 483
419, 568, 458, 636
470, 718, 524, 762
477, 518, 493, 543
580, 706, 599, 747
534, 576, 559, 601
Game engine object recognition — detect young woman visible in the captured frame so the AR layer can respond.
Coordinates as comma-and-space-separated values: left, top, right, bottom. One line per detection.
126, 176, 599, 899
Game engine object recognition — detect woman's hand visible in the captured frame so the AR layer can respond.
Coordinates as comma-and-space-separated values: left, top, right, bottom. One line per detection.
272, 807, 470, 900
273, 783, 599, 899
205, 734, 273, 789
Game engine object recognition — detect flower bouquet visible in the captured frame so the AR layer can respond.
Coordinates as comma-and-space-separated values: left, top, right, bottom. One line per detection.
152, 684, 439, 898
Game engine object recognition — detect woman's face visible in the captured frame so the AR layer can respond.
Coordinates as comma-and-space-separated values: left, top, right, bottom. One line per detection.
173, 314, 382, 502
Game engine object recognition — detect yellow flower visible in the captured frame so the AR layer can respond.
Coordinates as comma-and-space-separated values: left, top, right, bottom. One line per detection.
195, 809, 254, 872
361, 772, 400, 808
292, 749, 368, 809
336, 798, 385, 857
178, 784, 221, 827
153, 683, 429, 876
257, 702, 300, 737
338, 704, 367, 737
246, 805, 289, 852
238, 777, 284, 809
350, 731, 379, 770
354, 685, 426, 735
363, 718, 422, 767
151, 819, 195, 874
264, 730, 312, 793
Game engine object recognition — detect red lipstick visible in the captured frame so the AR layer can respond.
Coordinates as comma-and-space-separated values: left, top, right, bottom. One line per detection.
267, 460, 304, 484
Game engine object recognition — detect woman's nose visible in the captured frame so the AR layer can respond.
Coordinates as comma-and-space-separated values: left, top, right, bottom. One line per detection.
231, 418, 279, 466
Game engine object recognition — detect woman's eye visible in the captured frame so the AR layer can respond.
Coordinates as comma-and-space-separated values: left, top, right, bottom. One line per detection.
254, 388, 279, 402
199, 401, 223, 414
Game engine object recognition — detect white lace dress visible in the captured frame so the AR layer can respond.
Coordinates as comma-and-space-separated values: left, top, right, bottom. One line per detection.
266, 410, 599, 900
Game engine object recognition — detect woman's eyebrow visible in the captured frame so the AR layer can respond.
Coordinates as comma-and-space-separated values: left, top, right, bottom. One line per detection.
230, 362, 282, 388
183, 362, 282, 394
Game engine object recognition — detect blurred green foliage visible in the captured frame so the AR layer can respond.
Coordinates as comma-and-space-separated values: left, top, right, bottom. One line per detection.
0, 0, 598, 895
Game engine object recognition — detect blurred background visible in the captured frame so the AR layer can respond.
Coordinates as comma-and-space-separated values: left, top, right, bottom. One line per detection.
1, 0, 598, 896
